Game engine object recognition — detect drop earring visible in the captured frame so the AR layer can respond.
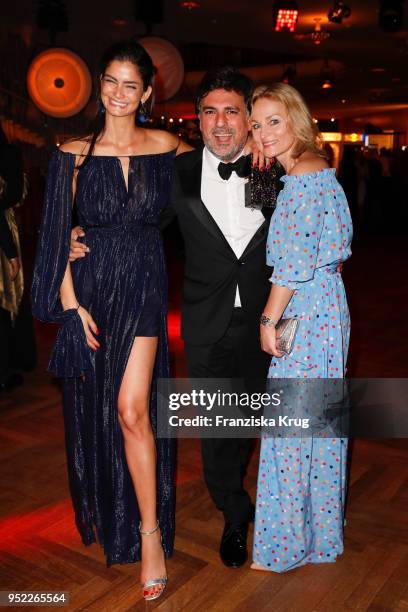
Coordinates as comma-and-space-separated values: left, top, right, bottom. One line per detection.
138, 100, 149, 123
97, 97, 106, 114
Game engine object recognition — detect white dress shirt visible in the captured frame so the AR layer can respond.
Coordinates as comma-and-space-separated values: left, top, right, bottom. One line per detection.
201, 147, 265, 307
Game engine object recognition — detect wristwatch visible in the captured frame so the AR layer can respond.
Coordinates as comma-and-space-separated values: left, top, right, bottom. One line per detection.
260, 314, 277, 328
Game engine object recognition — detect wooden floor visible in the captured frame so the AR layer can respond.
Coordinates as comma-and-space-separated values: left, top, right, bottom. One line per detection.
0, 232, 407, 611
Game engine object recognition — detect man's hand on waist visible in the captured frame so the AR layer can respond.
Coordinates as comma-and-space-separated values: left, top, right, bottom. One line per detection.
69, 226, 89, 262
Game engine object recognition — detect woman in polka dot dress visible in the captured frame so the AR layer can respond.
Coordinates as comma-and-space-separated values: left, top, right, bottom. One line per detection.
249, 83, 352, 572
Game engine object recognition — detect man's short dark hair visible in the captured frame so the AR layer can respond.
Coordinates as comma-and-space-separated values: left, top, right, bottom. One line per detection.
195, 66, 254, 114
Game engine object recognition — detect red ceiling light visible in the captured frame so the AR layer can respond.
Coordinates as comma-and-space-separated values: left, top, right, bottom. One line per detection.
274, 1, 299, 32
179, 1, 200, 8
112, 18, 128, 27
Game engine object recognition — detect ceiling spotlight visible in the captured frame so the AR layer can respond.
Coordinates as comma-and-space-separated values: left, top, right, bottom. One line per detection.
328, 1, 352, 24
379, 0, 404, 32
321, 59, 335, 90
273, 1, 299, 32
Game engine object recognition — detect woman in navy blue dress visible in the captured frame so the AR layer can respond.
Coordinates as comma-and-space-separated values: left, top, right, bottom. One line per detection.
32, 41, 190, 600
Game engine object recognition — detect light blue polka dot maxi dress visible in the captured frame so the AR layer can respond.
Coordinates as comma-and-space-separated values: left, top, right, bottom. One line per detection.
253, 168, 353, 572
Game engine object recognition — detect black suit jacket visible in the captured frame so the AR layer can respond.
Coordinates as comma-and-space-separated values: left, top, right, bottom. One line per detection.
163, 147, 281, 346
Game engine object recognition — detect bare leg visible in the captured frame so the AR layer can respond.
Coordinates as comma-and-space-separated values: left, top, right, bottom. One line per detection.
117, 336, 166, 599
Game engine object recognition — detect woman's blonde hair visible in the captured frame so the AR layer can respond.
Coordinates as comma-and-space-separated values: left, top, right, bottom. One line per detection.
252, 82, 326, 159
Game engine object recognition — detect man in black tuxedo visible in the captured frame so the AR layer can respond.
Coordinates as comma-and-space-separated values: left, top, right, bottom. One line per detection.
167, 68, 280, 568
70, 67, 282, 568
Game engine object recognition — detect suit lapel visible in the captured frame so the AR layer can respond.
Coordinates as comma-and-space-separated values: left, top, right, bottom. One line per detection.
180, 148, 238, 259
241, 177, 279, 259
241, 219, 269, 260
261, 206, 273, 223
241, 201, 275, 260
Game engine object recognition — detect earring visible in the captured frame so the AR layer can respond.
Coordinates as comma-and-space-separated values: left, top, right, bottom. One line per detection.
97, 98, 106, 114
138, 100, 149, 123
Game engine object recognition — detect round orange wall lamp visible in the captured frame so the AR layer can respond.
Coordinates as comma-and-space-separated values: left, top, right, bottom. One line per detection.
27, 48, 92, 118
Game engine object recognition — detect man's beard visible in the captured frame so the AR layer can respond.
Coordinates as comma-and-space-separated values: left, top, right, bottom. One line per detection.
205, 131, 247, 162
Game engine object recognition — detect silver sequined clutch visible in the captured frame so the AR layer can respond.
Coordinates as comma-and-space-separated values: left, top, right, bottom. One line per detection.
276, 318, 299, 355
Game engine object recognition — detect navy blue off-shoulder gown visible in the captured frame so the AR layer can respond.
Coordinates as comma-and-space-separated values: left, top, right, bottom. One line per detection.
32, 149, 176, 566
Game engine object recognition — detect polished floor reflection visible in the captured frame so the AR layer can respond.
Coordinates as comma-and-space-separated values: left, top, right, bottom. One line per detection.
0, 231, 407, 610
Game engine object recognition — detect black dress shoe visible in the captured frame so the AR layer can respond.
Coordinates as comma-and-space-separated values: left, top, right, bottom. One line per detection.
220, 522, 249, 568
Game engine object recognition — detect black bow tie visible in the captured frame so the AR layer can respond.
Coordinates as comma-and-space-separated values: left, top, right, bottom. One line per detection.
218, 155, 251, 181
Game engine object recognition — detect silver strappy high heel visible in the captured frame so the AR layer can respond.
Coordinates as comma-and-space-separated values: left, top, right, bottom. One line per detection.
139, 521, 168, 601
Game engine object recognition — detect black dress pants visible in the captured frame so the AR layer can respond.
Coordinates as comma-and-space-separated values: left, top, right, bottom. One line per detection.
184, 308, 270, 525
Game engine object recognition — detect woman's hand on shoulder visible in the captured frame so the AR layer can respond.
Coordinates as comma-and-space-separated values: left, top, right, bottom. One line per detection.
244, 133, 271, 169
289, 156, 329, 176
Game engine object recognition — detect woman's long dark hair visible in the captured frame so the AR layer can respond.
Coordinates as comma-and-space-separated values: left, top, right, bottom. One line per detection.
79, 40, 155, 169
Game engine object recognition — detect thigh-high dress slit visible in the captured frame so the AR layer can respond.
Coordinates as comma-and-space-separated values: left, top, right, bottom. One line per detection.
32, 149, 176, 566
